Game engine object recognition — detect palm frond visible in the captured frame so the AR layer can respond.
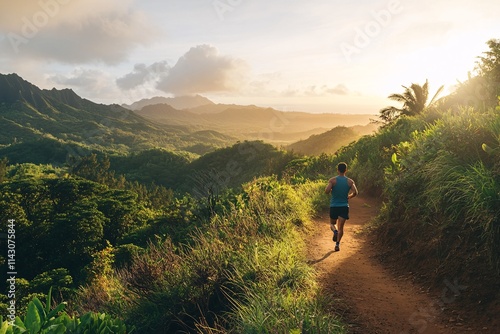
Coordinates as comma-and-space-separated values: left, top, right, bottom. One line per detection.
428, 84, 445, 107
387, 93, 407, 103
383, 79, 443, 121
378, 106, 402, 123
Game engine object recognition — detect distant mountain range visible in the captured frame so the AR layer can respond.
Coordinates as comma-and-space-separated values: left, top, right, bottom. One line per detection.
0, 73, 235, 163
132, 103, 377, 145
0, 73, 378, 163
122, 95, 214, 111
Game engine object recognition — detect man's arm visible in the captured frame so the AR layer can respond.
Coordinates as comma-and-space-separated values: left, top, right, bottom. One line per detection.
324, 177, 336, 194
348, 179, 358, 199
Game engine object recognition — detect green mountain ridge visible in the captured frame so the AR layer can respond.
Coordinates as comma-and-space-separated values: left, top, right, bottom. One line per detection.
0, 73, 236, 161
0, 73, 374, 164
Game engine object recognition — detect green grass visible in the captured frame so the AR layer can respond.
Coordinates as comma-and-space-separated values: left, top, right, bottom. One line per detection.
75, 178, 345, 333
371, 108, 500, 302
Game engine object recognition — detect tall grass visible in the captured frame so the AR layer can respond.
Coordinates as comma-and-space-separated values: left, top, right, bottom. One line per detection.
378, 107, 500, 282
76, 178, 345, 333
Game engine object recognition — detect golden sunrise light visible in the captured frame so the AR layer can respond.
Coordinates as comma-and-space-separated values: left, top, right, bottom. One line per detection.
0, 0, 497, 114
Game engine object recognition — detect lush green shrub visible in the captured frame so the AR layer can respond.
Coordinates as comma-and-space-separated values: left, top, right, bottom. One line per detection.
75, 178, 344, 333
0, 289, 131, 334
379, 107, 500, 287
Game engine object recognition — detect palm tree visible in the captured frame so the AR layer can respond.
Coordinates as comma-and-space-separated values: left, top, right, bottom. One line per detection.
379, 79, 443, 123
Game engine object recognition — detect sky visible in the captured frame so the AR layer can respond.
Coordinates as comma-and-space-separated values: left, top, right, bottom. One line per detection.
0, 0, 498, 114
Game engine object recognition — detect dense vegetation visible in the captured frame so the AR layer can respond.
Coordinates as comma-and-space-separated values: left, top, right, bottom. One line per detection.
109, 141, 297, 192
75, 178, 344, 332
290, 39, 500, 316
0, 155, 343, 333
1, 39, 499, 332
0, 140, 317, 332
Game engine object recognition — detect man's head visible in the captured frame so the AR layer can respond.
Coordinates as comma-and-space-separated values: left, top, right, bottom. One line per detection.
337, 162, 347, 174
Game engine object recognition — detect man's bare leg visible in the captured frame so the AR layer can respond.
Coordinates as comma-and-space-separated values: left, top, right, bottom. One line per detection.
330, 218, 338, 241
335, 217, 346, 251
337, 217, 346, 243
330, 218, 336, 231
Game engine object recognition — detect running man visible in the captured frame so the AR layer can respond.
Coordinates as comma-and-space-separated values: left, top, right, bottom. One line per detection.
324, 162, 358, 251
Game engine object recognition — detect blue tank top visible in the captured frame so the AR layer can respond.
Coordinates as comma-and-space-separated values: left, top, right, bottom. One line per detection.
330, 176, 350, 207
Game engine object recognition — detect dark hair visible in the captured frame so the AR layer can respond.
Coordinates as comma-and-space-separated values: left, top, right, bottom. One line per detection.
337, 162, 347, 173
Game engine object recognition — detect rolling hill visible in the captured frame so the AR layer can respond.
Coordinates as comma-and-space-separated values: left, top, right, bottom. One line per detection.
133, 102, 376, 145
287, 123, 379, 155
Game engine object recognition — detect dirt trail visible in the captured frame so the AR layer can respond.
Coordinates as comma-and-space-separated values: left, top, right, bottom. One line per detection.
307, 194, 488, 334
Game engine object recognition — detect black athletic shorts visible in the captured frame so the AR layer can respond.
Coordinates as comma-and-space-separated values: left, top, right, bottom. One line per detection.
330, 206, 349, 220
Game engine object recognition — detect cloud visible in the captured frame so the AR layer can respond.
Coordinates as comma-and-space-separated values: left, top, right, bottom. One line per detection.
48, 68, 118, 101
49, 68, 105, 87
304, 84, 349, 96
0, 0, 159, 64
116, 61, 170, 90
156, 44, 249, 95
325, 84, 350, 95
285, 84, 351, 97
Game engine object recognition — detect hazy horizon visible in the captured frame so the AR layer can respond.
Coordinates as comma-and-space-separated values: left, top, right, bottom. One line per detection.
1, 0, 498, 114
